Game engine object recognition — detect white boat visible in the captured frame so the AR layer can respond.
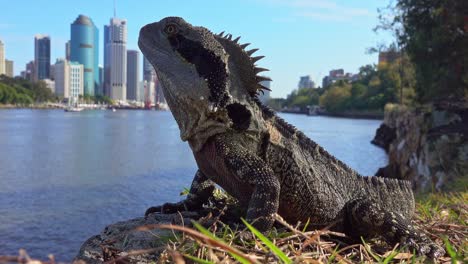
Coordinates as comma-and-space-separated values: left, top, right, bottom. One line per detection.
112, 108, 116, 112
65, 106, 84, 112
65, 96, 84, 112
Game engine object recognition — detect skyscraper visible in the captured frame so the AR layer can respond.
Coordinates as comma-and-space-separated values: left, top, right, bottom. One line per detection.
0, 40, 4, 75
5, 60, 13, 77
143, 56, 155, 82
34, 35, 51, 81
298, 75, 315, 89
143, 56, 166, 104
22, 61, 35, 82
70, 14, 99, 96
65, 40, 71, 60
50, 64, 56, 80
99, 65, 103, 94
126, 50, 139, 101
104, 18, 127, 101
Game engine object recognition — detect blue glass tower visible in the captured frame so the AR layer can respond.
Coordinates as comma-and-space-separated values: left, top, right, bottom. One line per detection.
34, 35, 50, 81
70, 15, 100, 96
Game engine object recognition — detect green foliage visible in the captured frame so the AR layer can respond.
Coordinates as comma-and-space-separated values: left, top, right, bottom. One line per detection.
0, 75, 56, 105
277, 59, 416, 114
315, 60, 417, 113
284, 87, 322, 110
319, 83, 352, 113
32, 80, 56, 102
378, 0, 468, 102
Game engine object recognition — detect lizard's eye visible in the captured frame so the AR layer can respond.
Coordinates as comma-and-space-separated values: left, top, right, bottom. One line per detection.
164, 24, 178, 36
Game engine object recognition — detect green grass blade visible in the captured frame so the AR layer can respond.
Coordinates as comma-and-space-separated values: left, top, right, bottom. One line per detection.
444, 238, 458, 261
241, 218, 292, 264
360, 237, 381, 262
183, 254, 215, 264
192, 221, 217, 239
327, 246, 339, 264
192, 221, 252, 264
180, 187, 190, 196
382, 250, 398, 264
302, 218, 311, 232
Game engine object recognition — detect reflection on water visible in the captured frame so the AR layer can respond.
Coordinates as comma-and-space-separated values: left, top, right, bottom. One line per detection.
0, 110, 386, 260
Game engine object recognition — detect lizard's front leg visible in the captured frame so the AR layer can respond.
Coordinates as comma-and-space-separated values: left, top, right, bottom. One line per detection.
215, 139, 280, 231
145, 170, 215, 216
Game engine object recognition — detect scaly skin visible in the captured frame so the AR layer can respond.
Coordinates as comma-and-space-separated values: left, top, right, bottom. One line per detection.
138, 17, 444, 258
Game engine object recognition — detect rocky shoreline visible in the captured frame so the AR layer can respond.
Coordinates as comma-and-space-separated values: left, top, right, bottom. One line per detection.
75, 212, 201, 263
372, 101, 468, 192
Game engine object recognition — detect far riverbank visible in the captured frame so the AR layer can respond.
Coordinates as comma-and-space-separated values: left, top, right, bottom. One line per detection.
281, 109, 384, 120
0, 103, 168, 111
0, 103, 64, 109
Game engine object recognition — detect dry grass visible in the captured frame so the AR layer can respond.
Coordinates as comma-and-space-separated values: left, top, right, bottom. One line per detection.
1, 192, 466, 264
147, 192, 467, 264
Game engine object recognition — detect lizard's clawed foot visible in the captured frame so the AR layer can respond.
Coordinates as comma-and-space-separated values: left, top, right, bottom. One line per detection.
424, 242, 445, 259
401, 238, 445, 259
145, 201, 189, 217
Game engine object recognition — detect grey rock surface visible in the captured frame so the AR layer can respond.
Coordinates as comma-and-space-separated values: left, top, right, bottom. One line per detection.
74, 212, 199, 263
374, 101, 468, 192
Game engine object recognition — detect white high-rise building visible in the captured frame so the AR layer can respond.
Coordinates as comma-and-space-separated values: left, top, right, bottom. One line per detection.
55, 59, 70, 98
104, 18, 127, 102
0, 40, 5, 75
55, 59, 83, 100
69, 62, 84, 99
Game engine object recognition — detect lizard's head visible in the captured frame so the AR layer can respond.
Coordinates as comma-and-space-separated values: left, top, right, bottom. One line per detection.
139, 17, 271, 150
139, 17, 230, 110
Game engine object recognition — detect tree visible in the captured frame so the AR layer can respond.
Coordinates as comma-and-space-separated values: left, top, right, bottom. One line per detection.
0, 76, 56, 104
319, 84, 352, 113
377, 0, 468, 102
32, 81, 55, 102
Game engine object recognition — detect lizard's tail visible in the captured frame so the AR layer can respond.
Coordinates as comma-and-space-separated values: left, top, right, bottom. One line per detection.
362, 176, 415, 218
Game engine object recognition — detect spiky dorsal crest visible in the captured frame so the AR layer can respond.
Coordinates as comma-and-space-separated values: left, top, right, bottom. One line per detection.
214, 32, 271, 97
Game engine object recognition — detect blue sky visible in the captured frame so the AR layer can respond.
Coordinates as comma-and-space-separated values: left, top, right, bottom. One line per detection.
0, 0, 393, 98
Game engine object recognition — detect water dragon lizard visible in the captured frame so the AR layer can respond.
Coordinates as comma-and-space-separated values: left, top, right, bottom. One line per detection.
138, 17, 444, 258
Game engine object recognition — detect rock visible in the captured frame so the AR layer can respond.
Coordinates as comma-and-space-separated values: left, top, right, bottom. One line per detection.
74, 211, 200, 263
372, 101, 468, 192
371, 123, 396, 151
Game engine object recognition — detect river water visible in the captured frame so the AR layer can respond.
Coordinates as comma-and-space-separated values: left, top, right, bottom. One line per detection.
0, 110, 387, 261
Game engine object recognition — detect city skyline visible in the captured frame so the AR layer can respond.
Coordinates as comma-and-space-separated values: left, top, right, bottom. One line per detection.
0, 0, 392, 98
